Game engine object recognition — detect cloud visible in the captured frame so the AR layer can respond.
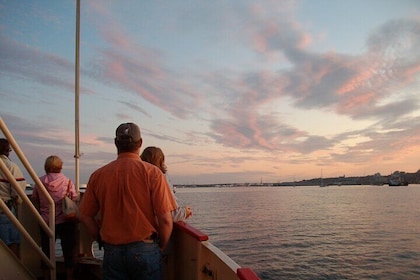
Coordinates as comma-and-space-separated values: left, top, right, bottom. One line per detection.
0, 36, 96, 97
118, 101, 151, 118
1, 114, 77, 180
0, 36, 73, 90
85, 1, 417, 160
204, 12, 420, 159
0, 113, 118, 184
86, 2, 203, 119
2, 1, 419, 184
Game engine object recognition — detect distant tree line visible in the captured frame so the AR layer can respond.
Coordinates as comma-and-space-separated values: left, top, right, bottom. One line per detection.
274, 170, 420, 187
174, 170, 420, 188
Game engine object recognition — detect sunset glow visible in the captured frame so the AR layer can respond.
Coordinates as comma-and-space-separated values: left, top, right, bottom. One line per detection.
1, 0, 419, 185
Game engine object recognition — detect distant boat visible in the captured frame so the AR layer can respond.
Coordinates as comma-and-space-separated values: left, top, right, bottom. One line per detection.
388, 171, 409, 186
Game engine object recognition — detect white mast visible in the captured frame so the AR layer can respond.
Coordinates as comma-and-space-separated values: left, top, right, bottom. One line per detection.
74, 0, 81, 192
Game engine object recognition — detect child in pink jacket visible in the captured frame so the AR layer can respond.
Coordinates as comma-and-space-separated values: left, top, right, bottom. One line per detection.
32, 155, 78, 280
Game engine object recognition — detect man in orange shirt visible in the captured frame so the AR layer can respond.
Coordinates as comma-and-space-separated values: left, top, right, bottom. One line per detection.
79, 122, 177, 280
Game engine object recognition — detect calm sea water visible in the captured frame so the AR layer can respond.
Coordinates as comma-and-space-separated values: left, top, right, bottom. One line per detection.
175, 185, 420, 280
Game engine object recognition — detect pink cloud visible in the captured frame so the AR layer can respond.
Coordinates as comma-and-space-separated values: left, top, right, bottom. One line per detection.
83, 3, 202, 118
402, 64, 420, 82
81, 134, 108, 147
248, 2, 312, 56
337, 92, 376, 113
337, 64, 376, 95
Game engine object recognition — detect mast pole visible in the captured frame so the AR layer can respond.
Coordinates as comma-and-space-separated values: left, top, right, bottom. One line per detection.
74, 0, 80, 192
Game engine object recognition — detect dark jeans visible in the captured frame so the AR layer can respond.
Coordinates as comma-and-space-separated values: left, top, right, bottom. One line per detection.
0, 205, 20, 246
40, 221, 78, 268
103, 241, 162, 280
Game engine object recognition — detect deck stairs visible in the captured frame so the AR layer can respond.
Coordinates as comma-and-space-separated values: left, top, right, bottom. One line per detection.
0, 240, 35, 280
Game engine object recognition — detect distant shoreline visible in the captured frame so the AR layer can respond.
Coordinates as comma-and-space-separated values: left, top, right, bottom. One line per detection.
173, 170, 420, 188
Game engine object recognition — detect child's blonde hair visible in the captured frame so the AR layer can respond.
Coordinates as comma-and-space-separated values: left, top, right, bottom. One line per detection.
44, 155, 63, 173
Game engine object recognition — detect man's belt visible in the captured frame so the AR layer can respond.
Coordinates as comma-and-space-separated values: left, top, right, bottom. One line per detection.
139, 232, 158, 243
0, 178, 25, 183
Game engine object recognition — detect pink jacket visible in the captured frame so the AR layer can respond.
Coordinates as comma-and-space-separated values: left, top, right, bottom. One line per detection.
32, 173, 78, 224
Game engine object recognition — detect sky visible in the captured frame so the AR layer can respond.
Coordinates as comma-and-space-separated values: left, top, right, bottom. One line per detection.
1, 0, 419, 186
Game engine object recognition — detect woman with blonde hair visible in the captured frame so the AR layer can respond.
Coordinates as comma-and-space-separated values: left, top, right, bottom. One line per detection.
141, 147, 192, 222
32, 155, 78, 280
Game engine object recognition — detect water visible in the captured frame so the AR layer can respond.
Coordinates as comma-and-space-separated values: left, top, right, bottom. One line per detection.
175, 185, 420, 280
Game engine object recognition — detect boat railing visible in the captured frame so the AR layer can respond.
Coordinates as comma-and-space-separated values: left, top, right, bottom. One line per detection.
0, 116, 57, 280
167, 221, 260, 280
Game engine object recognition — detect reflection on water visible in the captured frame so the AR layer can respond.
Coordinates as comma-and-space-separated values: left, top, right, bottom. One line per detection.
176, 185, 420, 280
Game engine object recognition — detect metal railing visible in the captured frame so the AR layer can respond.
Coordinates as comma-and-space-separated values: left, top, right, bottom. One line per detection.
0, 116, 56, 280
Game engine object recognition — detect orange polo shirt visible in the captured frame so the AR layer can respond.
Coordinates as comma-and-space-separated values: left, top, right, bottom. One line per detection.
80, 152, 177, 245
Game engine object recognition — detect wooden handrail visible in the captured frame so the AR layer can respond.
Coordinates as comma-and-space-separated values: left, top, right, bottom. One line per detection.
0, 116, 56, 279
174, 221, 209, 241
